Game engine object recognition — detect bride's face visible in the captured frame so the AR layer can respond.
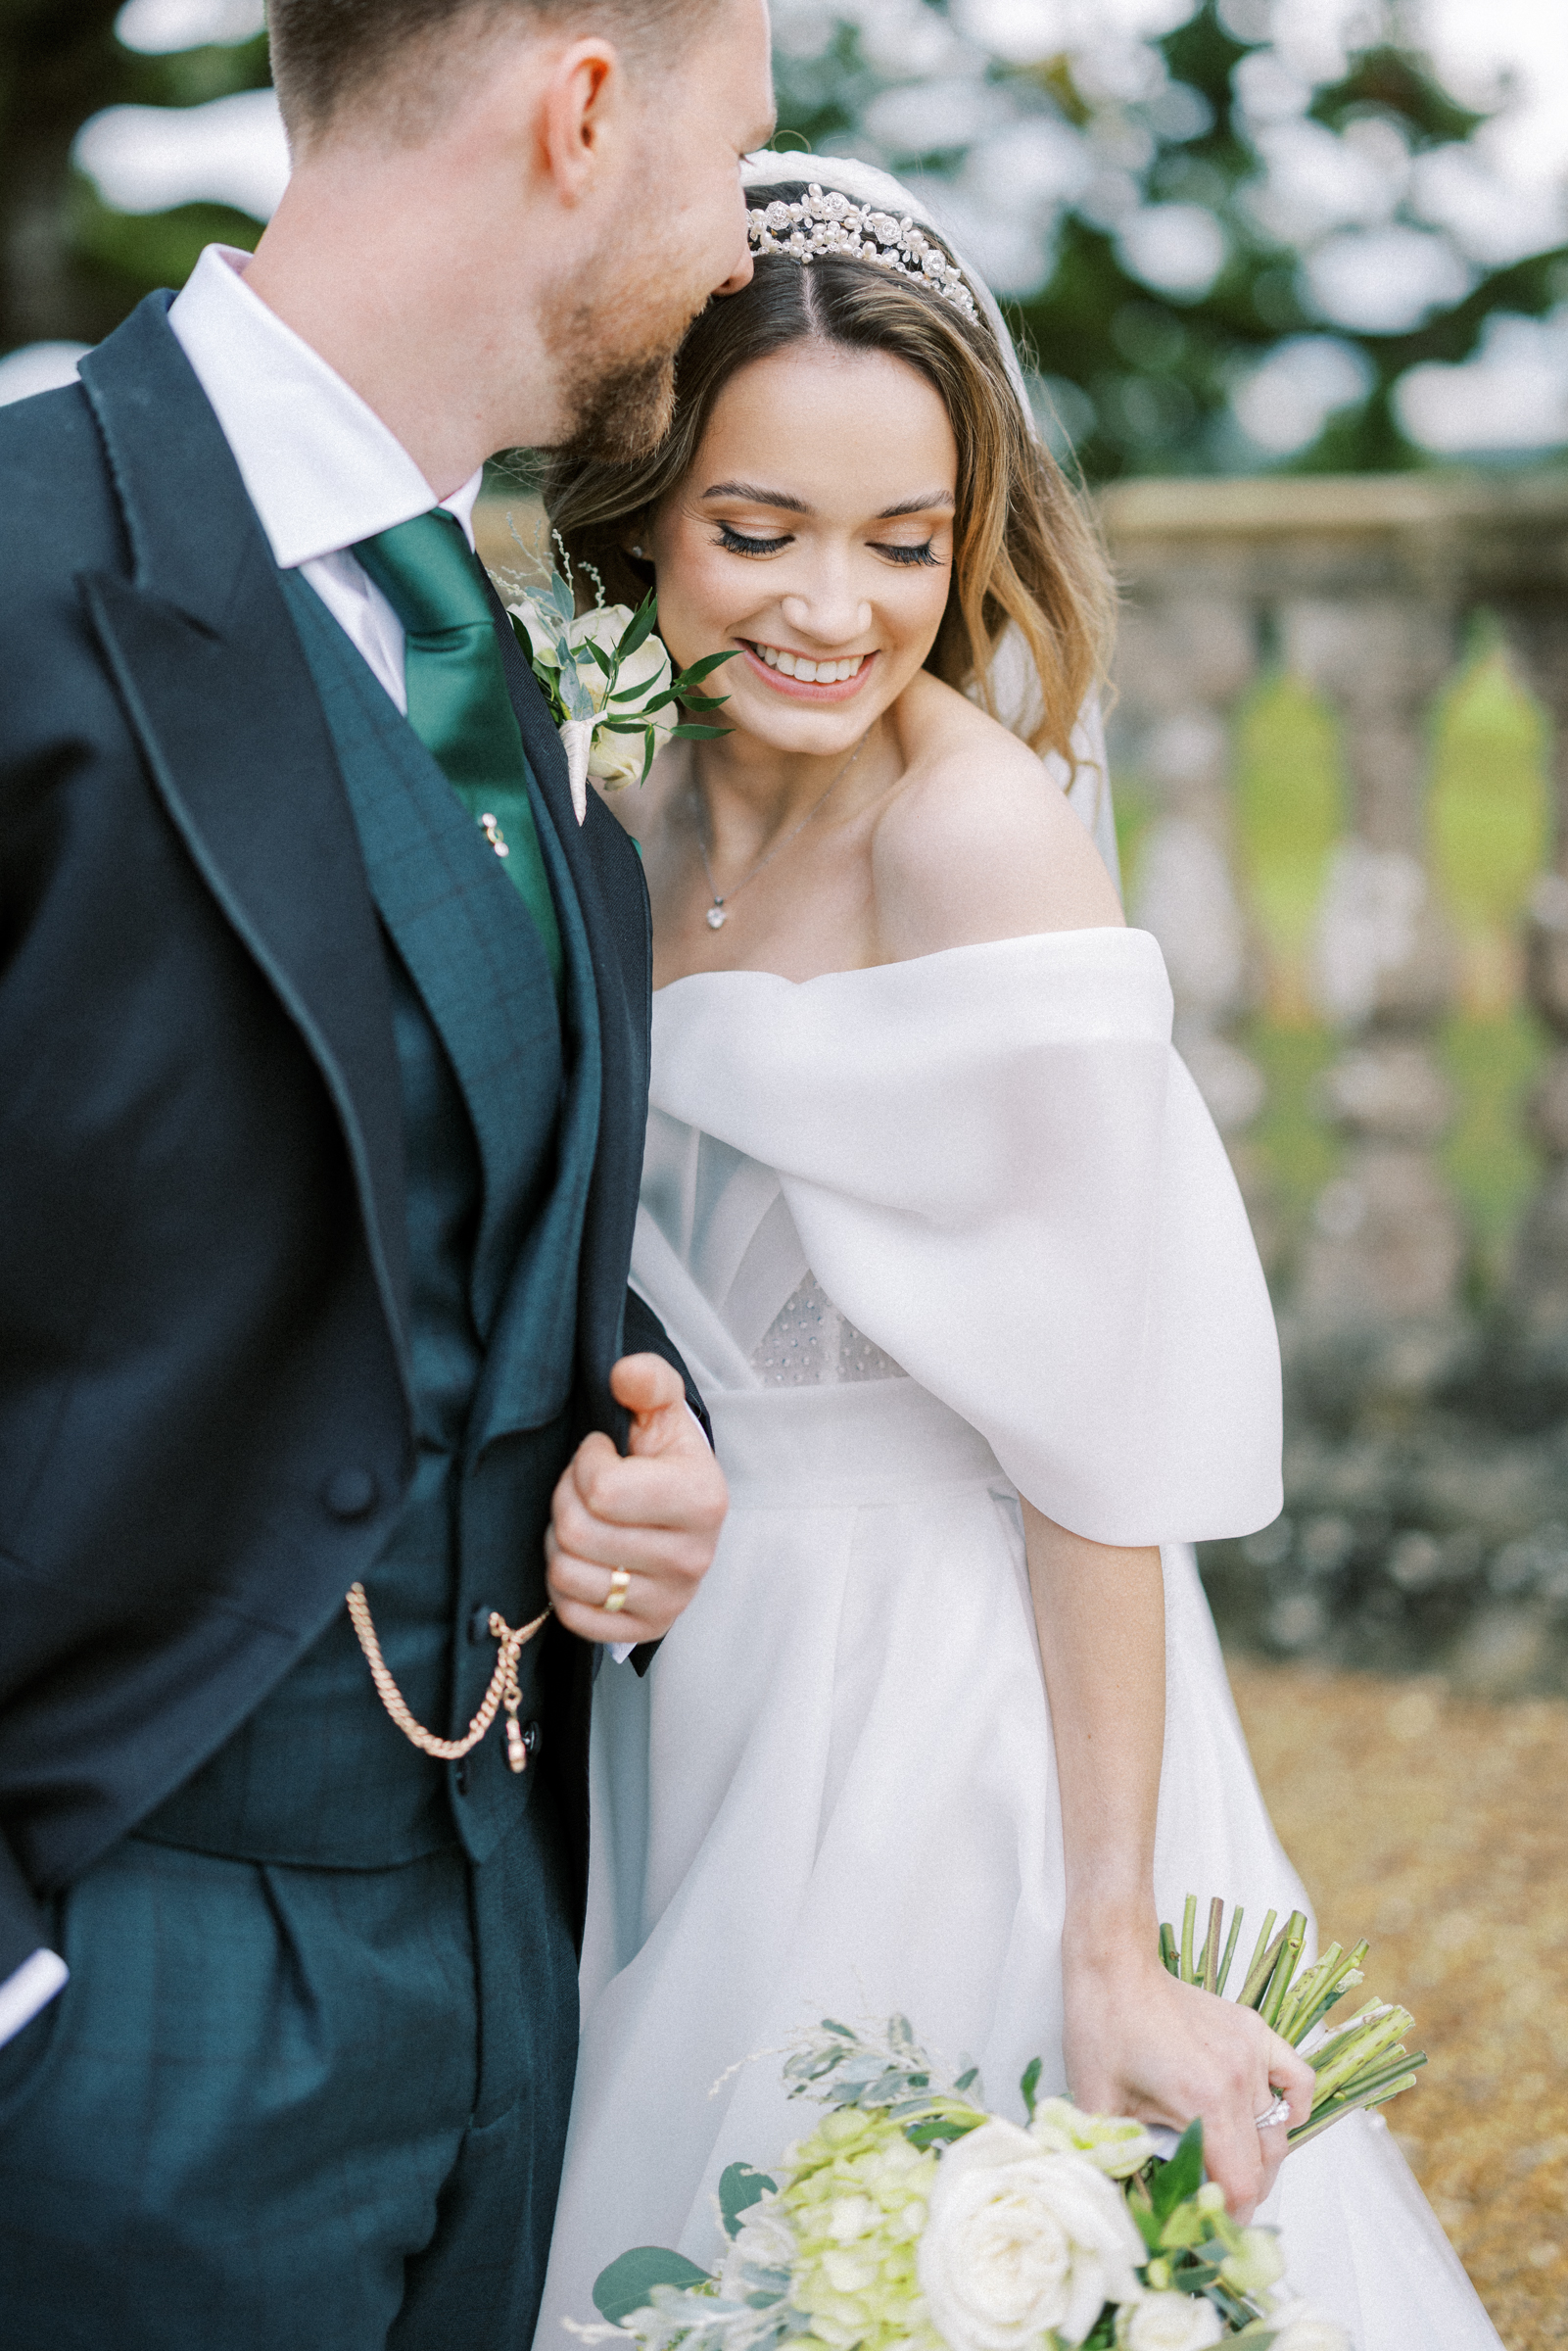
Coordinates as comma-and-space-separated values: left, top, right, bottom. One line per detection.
645, 342, 959, 758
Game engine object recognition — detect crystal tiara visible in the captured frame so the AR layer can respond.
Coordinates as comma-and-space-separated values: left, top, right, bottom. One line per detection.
746, 184, 979, 321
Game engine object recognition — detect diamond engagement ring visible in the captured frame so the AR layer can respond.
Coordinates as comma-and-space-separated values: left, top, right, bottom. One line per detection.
1255, 2093, 1291, 2132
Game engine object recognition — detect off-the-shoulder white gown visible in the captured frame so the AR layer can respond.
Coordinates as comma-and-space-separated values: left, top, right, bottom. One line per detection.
537, 931, 1499, 2350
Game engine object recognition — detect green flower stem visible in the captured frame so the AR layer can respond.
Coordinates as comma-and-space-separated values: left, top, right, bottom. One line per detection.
1288, 1943, 1368, 2046
1215, 1903, 1246, 1998
1202, 1896, 1224, 1993
1180, 1894, 1198, 1986
1159, 1922, 1180, 1978
1259, 1913, 1307, 2030
1288, 2060, 1425, 2147
1275, 1943, 1340, 2043
1310, 2008, 1415, 2107
1238, 1912, 1281, 2008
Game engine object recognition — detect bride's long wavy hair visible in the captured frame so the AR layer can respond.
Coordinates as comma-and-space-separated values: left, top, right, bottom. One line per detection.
542, 183, 1117, 766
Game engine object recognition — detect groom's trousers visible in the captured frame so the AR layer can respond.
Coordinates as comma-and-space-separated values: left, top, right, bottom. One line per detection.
0, 1791, 579, 2351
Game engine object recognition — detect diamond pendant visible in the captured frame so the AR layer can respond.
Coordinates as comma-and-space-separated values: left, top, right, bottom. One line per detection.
706, 905, 727, 930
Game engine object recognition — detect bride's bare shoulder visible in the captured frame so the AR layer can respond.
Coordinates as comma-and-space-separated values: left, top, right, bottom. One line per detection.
872, 672, 1122, 960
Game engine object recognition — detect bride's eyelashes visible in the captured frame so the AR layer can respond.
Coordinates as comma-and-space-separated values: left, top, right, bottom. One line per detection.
713, 521, 790, 556
711, 522, 941, 567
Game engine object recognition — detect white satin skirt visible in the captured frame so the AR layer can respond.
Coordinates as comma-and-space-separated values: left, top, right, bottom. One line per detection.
536, 1379, 1498, 2350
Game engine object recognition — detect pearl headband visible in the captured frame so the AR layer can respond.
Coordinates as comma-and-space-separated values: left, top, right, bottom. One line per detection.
745, 183, 979, 322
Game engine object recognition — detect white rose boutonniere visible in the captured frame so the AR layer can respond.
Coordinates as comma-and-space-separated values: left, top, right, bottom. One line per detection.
917, 2118, 1146, 2351
507, 559, 734, 824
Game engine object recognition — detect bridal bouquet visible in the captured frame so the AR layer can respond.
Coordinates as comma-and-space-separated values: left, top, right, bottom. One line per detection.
585, 1901, 1425, 2351
506, 553, 734, 824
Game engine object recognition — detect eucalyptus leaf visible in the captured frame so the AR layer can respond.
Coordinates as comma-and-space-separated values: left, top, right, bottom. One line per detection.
594, 2248, 712, 2326
719, 2162, 778, 2239
548, 570, 576, 623
904, 2117, 976, 2150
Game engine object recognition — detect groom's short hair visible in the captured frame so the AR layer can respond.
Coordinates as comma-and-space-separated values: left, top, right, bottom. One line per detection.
269, 0, 710, 143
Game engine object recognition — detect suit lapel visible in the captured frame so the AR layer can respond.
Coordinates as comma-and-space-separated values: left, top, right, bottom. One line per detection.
75, 296, 411, 1384
486, 579, 652, 1439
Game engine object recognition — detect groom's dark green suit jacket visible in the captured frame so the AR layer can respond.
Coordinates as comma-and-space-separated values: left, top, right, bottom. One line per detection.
0, 292, 697, 1985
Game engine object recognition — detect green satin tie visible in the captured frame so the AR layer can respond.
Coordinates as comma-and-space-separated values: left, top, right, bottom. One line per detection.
355, 510, 563, 998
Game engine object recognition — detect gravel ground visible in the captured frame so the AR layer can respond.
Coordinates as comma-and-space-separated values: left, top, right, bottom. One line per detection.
1227, 1658, 1568, 2350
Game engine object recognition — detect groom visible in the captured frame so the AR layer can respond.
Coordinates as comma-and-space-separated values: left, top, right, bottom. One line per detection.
0, 2, 773, 2344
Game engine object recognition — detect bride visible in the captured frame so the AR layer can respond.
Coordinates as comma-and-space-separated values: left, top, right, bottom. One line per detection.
534, 156, 1499, 2348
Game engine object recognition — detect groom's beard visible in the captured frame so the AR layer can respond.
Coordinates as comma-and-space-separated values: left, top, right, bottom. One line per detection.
556, 341, 679, 465
541, 253, 708, 462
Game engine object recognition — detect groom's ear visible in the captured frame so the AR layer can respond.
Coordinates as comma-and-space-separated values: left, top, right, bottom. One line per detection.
537, 37, 627, 206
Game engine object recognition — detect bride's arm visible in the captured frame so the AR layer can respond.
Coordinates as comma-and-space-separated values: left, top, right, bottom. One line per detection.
1023, 1501, 1314, 2221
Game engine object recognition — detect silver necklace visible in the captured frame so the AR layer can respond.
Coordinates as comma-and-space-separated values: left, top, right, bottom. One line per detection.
693, 735, 870, 931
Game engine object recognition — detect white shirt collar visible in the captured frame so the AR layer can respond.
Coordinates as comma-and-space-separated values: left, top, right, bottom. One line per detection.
167, 244, 482, 569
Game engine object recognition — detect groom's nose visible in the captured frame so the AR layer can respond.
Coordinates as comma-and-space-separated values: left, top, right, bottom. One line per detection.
713, 242, 755, 297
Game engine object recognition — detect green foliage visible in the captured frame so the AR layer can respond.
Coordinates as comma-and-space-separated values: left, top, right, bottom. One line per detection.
69, 179, 261, 303
771, 0, 1568, 482
719, 2162, 777, 2240
594, 2248, 713, 2325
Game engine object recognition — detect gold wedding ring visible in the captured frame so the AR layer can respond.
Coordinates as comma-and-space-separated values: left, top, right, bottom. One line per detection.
604, 1567, 632, 1614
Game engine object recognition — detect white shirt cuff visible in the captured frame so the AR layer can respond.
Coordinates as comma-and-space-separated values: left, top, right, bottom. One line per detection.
610, 1642, 637, 1664
0, 1948, 68, 2047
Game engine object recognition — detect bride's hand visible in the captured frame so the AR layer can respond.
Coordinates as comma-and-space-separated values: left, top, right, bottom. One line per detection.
1061, 1942, 1315, 2222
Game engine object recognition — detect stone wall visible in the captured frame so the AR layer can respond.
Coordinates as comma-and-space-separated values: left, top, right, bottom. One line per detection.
1102, 470, 1568, 1693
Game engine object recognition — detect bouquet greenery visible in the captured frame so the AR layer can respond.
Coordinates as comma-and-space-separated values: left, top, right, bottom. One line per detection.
506, 553, 734, 823
584, 1901, 1424, 2351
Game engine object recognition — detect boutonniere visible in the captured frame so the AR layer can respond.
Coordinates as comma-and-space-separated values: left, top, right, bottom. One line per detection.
506, 557, 734, 825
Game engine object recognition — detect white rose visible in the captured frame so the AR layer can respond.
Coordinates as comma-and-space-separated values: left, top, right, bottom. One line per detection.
1259, 2300, 1352, 2351
917, 2119, 1145, 2351
586, 728, 654, 792
1115, 2291, 1224, 2350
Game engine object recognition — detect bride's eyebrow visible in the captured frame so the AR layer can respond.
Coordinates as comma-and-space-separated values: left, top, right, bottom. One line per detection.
876, 492, 955, 517
701, 481, 812, 513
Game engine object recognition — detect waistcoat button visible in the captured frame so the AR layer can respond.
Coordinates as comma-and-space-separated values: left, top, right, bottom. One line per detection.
323, 1466, 377, 1520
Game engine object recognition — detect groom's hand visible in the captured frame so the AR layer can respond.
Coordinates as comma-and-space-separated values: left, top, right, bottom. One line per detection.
545, 1355, 728, 1645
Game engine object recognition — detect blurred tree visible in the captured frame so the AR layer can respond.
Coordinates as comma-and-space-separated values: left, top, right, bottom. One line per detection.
6, 0, 1564, 476
771, 0, 1568, 478
0, 0, 268, 354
